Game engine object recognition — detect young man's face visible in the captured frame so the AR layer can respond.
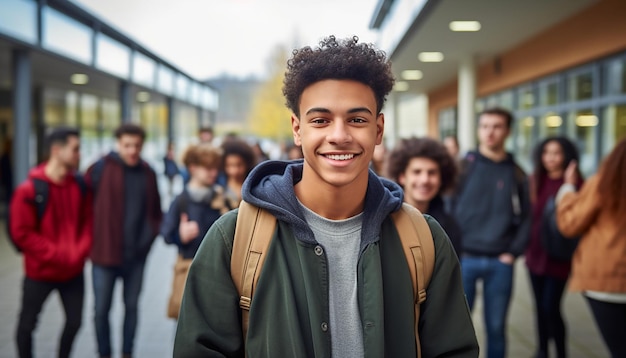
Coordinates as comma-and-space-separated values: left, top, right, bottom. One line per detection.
292, 79, 384, 189
55, 135, 81, 170
116, 134, 144, 166
399, 157, 441, 206
190, 164, 218, 187
477, 113, 510, 151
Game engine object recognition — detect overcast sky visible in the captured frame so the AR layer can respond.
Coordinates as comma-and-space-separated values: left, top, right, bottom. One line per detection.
73, 0, 380, 80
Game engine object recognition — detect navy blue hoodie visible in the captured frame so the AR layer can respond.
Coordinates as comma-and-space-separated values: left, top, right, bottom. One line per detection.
453, 151, 531, 257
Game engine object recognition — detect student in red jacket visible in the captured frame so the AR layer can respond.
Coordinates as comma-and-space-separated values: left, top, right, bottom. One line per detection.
10, 127, 93, 358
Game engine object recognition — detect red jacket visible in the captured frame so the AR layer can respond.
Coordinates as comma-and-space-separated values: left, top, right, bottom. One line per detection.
9, 164, 93, 282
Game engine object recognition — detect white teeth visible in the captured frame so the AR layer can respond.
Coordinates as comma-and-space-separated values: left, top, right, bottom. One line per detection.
326, 154, 354, 161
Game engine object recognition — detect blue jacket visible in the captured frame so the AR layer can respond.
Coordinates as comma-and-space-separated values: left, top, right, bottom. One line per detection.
160, 186, 233, 259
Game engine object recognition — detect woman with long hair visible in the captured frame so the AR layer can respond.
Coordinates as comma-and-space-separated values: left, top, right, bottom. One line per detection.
556, 138, 626, 358
525, 136, 582, 358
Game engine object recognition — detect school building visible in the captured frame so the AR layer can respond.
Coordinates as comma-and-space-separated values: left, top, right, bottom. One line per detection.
0, 0, 219, 185
371, 0, 626, 175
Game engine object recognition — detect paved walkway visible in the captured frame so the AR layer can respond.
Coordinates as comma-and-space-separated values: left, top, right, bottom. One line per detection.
0, 216, 610, 357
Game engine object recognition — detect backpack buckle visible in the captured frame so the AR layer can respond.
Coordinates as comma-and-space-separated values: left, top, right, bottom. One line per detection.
239, 296, 251, 311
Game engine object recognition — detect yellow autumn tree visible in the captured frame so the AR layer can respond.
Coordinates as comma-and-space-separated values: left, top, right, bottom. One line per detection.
247, 45, 293, 140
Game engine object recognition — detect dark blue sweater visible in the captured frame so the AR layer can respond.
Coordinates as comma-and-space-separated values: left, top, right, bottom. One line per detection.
453, 151, 531, 257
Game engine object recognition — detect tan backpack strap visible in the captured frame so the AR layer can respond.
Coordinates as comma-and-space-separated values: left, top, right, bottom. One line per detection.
230, 200, 276, 341
391, 202, 435, 358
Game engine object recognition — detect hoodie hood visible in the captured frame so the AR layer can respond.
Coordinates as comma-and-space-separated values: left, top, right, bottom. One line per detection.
242, 160, 404, 248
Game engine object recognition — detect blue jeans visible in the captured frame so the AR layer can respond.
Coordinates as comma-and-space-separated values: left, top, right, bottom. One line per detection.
462, 255, 514, 358
92, 260, 146, 356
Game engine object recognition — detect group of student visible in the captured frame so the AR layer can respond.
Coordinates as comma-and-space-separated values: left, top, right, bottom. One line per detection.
374, 107, 626, 356
9, 34, 626, 358
10, 124, 162, 358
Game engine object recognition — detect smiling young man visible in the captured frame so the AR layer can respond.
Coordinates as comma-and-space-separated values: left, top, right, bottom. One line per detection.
387, 137, 462, 255
174, 35, 478, 357
452, 107, 531, 358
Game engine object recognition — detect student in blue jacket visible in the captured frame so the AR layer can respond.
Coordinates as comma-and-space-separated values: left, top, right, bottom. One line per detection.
160, 143, 235, 319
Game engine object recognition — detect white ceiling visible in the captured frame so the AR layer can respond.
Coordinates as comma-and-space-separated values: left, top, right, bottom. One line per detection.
387, 0, 598, 94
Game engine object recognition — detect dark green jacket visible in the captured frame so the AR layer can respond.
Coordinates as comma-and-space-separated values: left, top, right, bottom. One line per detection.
174, 161, 478, 357
174, 212, 478, 357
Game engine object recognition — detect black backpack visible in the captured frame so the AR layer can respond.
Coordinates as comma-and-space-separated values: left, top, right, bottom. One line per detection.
7, 175, 87, 253
540, 196, 580, 261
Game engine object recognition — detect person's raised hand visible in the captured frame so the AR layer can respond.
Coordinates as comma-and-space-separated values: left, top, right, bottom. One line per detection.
564, 160, 578, 185
179, 213, 200, 244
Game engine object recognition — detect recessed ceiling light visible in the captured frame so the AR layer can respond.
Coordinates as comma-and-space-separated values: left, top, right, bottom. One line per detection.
393, 81, 409, 92
401, 70, 423, 80
546, 115, 562, 127
449, 21, 481, 32
136, 91, 151, 103
418, 52, 444, 63
576, 115, 598, 127
70, 73, 89, 85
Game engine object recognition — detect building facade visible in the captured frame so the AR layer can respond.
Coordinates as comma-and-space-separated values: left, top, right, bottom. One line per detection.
0, 0, 219, 186
371, 0, 626, 175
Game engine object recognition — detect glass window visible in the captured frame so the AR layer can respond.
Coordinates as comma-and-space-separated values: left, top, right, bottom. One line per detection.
0, 0, 37, 44
485, 95, 498, 109
42, 7, 92, 64
190, 82, 201, 106
475, 99, 486, 113
539, 81, 559, 106
176, 75, 190, 101
157, 65, 174, 96
539, 111, 562, 138
80, 94, 100, 170
604, 57, 626, 95
517, 85, 534, 110
567, 109, 598, 176
202, 87, 218, 110
567, 71, 593, 101
96, 34, 130, 79
175, 103, 199, 154
132, 100, 168, 170
438, 107, 456, 139
514, 116, 535, 172
132, 52, 157, 88
602, 105, 626, 156
499, 90, 514, 110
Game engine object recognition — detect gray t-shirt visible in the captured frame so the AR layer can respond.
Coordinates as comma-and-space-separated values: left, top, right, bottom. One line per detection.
299, 201, 364, 358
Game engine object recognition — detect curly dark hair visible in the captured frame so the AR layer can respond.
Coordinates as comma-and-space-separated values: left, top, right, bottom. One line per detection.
531, 136, 581, 198
282, 35, 395, 117
387, 137, 458, 194
220, 138, 257, 177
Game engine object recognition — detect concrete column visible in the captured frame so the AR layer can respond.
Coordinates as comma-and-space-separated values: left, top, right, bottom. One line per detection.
120, 81, 131, 123
457, 56, 477, 153
166, 97, 174, 144
196, 107, 203, 129
12, 49, 32, 185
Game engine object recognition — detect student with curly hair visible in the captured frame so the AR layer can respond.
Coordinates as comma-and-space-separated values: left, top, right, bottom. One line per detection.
174, 35, 478, 357
387, 137, 462, 254
221, 137, 257, 205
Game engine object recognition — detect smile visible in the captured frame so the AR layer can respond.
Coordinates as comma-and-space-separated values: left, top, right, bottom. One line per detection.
324, 154, 355, 161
